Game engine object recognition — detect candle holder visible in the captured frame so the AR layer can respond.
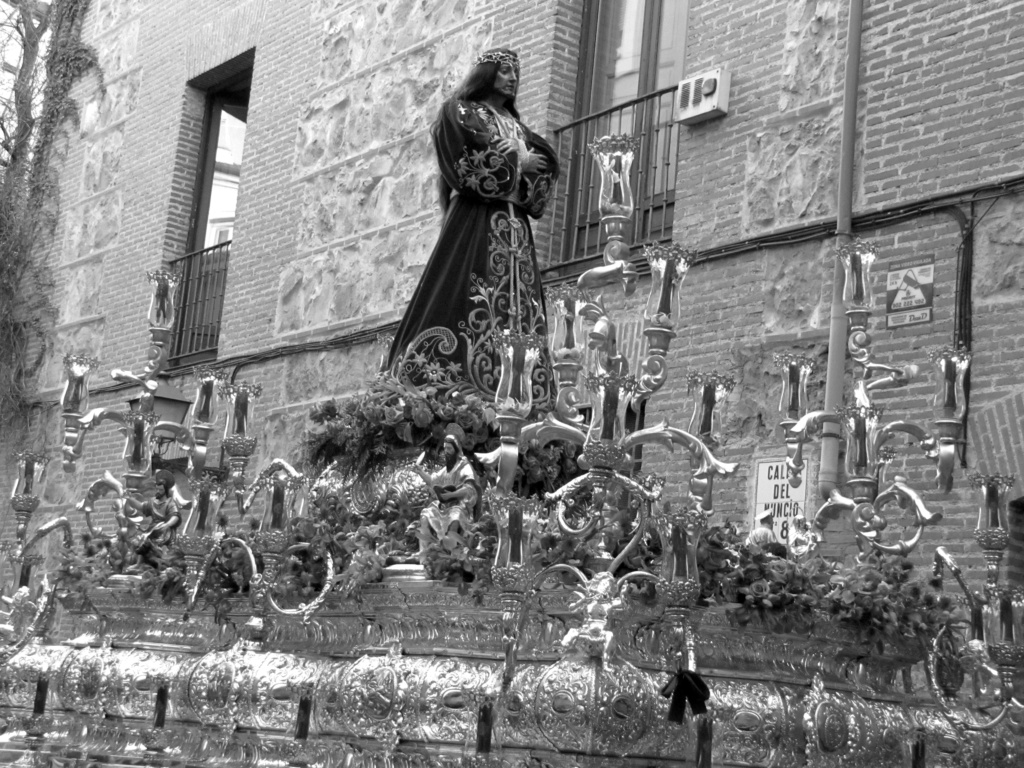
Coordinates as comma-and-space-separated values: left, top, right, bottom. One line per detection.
930, 346, 971, 492
969, 473, 1015, 586
589, 135, 640, 263
184, 475, 227, 536
242, 530, 292, 642
775, 353, 814, 427
494, 330, 544, 419
180, 367, 228, 478
2, 451, 70, 639
221, 382, 262, 442
775, 353, 816, 489
576, 135, 639, 296
178, 476, 228, 602
646, 482, 704, 607
487, 329, 546, 495
488, 492, 541, 726
120, 411, 156, 490
375, 332, 395, 371
581, 370, 637, 469
626, 493, 707, 722
836, 239, 877, 311
489, 491, 542, 572
146, 269, 181, 331
548, 283, 581, 355
244, 460, 336, 627
839, 404, 885, 486
143, 270, 182, 379
59, 271, 198, 496
60, 354, 100, 472
7, 450, 50, 590
634, 244, 693, 404
837, 240, 877, 367
60, 354, 99, 415
931, 346, 971, 421
643, 242, 692, 323
243, 460, 308, 531
686, 372, 735, 447
519, 128, 737, 597
220, 382, 263, 503
11, 452, 46, 543
546, 284, 586, 426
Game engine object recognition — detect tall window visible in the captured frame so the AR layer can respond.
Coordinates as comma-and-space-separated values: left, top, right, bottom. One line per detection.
584, 0, 687, 116
547, 1, 688, 264
191, 71, 249, 252
169, 54, 252, 367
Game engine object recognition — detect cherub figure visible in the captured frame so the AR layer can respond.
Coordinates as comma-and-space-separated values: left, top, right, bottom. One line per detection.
0, 586, 37, 640
788, 517, 821, 560
561, 572, 622, 664
591, 487, 628, 560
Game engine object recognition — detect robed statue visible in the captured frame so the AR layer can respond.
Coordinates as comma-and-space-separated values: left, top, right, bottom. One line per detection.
387, 48, 559, 408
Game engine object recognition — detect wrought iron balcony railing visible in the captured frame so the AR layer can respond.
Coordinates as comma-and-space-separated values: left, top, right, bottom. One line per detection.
543, 85, 679, 266
169, 240, 230, 367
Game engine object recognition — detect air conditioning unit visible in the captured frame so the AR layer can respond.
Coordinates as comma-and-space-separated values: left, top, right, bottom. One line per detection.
676, 68, 731, 125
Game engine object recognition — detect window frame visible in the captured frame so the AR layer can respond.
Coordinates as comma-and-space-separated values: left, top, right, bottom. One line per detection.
575, 0, 685, 120
548, 1, 687, 266
187, 72, 250, 254
167, 52, 254, 368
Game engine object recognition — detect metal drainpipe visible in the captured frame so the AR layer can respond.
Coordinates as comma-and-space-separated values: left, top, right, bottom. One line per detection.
819, 0, 865, 500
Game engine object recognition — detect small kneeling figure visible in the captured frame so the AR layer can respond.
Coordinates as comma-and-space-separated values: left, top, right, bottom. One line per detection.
411, 435, 481, 559
123, 469, 182, 571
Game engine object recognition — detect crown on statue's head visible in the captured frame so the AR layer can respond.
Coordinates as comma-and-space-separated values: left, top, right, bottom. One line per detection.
475, 49, 520, 73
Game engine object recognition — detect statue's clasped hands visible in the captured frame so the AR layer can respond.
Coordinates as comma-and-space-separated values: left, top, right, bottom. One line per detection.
495, 137, 547, 174
522, 153, 548, 174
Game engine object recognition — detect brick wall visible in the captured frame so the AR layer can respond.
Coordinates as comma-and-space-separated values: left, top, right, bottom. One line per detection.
860, 0, 1024, 206
5, 0, 1024, 589
1, 0, 322, 534
652, 0, 1024, 582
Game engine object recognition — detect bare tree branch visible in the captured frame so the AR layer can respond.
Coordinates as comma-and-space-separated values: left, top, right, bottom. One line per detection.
1, 0, 49, 193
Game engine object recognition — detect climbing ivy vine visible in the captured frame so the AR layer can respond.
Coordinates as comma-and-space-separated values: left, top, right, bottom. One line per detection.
0, 0, 97, 426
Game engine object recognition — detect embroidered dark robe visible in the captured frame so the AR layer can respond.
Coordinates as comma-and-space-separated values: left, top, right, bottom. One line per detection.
387, 99, 559, 407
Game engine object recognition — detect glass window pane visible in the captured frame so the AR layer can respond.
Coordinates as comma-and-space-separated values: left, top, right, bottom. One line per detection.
589, 0, 648, 113
204, 108, 246, 248
656, 0, 688, 89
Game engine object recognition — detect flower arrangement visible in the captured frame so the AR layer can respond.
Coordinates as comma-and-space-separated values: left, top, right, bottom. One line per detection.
533, 516, 598, 573
59, 533, 116, 612
695, 524, 966, 649
305, 374, 497, 478
517, 440, 580, 496
419, 512, 499, 596
58, 531, 190, 617
822, 552, 967, 649
60, 502, 965, 654
305, 373, 581, 494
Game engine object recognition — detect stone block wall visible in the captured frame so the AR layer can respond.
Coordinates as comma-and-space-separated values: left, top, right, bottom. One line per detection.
285, 0, 579, 342
0, 0, 585, 535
